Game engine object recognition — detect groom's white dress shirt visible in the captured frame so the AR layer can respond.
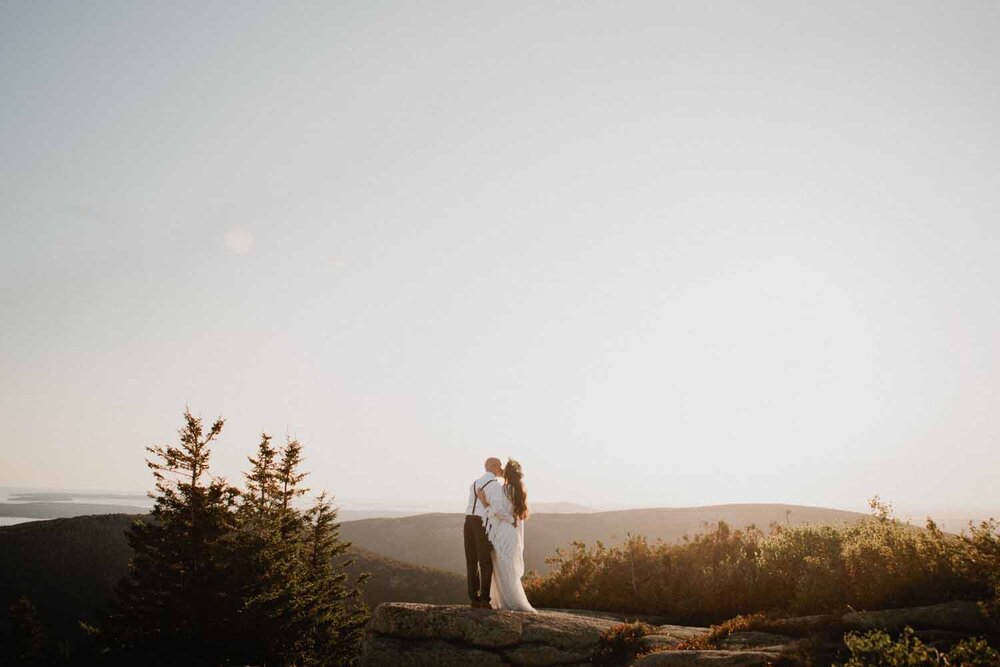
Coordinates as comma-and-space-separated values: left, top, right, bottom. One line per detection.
465, 472, 497, 519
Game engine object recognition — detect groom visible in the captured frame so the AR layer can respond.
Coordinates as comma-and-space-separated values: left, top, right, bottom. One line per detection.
464, 457, 503, 608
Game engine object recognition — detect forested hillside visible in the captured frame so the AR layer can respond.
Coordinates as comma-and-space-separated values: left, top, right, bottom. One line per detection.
0, 513, 464, 649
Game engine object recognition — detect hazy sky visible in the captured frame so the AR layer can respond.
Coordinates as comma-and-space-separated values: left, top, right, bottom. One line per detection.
2, 1, 999, 513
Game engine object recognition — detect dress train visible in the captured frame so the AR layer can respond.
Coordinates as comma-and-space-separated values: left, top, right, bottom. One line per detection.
484, 497, 535, 612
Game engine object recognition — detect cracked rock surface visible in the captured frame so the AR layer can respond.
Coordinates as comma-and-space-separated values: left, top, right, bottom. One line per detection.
362, 603, 621, 666
362, 600, 994, 666
361, 603, 784, 667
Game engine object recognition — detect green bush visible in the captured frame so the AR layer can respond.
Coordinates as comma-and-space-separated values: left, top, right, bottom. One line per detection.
946, 636, 1000, 666
836, 627, 999, 667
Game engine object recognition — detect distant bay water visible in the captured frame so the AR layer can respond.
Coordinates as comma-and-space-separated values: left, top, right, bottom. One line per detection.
0, 487, 153, 524
0, 487, 466, 524
0, 517, 34, 526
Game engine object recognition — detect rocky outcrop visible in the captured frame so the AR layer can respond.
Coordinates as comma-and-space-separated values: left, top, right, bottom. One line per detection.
362, 600, 995, 666
361, 603, 621, 666
638, 624, 713, 651
842, 600, 988, 633
362, 604, 722, 666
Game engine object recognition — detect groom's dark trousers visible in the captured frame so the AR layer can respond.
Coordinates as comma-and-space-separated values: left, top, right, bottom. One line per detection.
464, 515, 493, 603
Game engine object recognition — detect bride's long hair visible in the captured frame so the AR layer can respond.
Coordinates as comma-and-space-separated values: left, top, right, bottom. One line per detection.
503, 459, 529, 523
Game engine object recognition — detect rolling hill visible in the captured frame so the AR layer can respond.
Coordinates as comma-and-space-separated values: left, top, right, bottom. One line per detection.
339, 503, 869, 575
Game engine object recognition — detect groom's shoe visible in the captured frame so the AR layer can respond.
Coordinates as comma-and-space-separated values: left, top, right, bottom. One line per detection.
472, 600, 490, 609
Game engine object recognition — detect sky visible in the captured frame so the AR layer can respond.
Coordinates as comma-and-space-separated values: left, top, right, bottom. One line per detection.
2, 1, 999, 514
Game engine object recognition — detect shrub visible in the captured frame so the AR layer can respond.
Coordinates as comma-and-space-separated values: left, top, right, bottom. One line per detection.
837, 627, 939, 666
946, 636, 1000, 666
525, 499, 1000, 625
595, 621, 654, 666
835, 627, 1000, 667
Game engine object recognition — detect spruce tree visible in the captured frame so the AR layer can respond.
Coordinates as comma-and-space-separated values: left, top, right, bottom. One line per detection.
276, 437, 308, 516
297, 493, 369, 666
1, 597, 51, 667
236, 439, 368, 666
102, 410, 369, 666
269, 437, 312, 662
232, 434, 302, 666
242, 432, 279, 521
108, 409, 238, 666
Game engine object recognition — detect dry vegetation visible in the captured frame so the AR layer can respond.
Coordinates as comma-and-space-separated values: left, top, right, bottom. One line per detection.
525, 498, 1000, 627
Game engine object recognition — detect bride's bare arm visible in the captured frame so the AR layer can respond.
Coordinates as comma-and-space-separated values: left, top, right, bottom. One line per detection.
486, 505, 515, 524
477, 487, 513, 524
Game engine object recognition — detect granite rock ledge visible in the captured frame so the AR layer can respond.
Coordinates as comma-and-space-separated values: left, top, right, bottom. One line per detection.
362, 603, 723, 667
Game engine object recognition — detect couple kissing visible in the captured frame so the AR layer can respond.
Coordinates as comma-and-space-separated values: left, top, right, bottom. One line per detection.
463, 457, 535, 612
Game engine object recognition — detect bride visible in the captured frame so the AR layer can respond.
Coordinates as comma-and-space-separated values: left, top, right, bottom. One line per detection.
475, 459, 536, 612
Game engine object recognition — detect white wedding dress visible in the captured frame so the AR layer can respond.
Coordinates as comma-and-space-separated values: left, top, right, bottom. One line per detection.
483, 489, 536, 612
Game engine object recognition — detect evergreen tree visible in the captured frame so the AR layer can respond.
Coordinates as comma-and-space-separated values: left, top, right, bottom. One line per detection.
267, 438, 313, 661
297, 493, 369, 666
106, 409, 238, 666
235, 440, 368, 666
236, 435, 367, 667
100, 409, 369, 666
242, 432, 279, 522
1, 597, 51, 667
232, 434, 303, 666
276, 437, 308, 516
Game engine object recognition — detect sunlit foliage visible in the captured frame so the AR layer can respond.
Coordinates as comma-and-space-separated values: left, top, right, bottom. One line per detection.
525, 498, 1000, 625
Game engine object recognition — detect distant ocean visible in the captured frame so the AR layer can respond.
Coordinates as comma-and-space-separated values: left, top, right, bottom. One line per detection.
0, 487, 452, 524
0, 486, 154, 525
0, 516, 36, 526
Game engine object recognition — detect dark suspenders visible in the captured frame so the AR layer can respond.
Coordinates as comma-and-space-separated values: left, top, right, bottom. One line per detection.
471, 478, 496, 514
